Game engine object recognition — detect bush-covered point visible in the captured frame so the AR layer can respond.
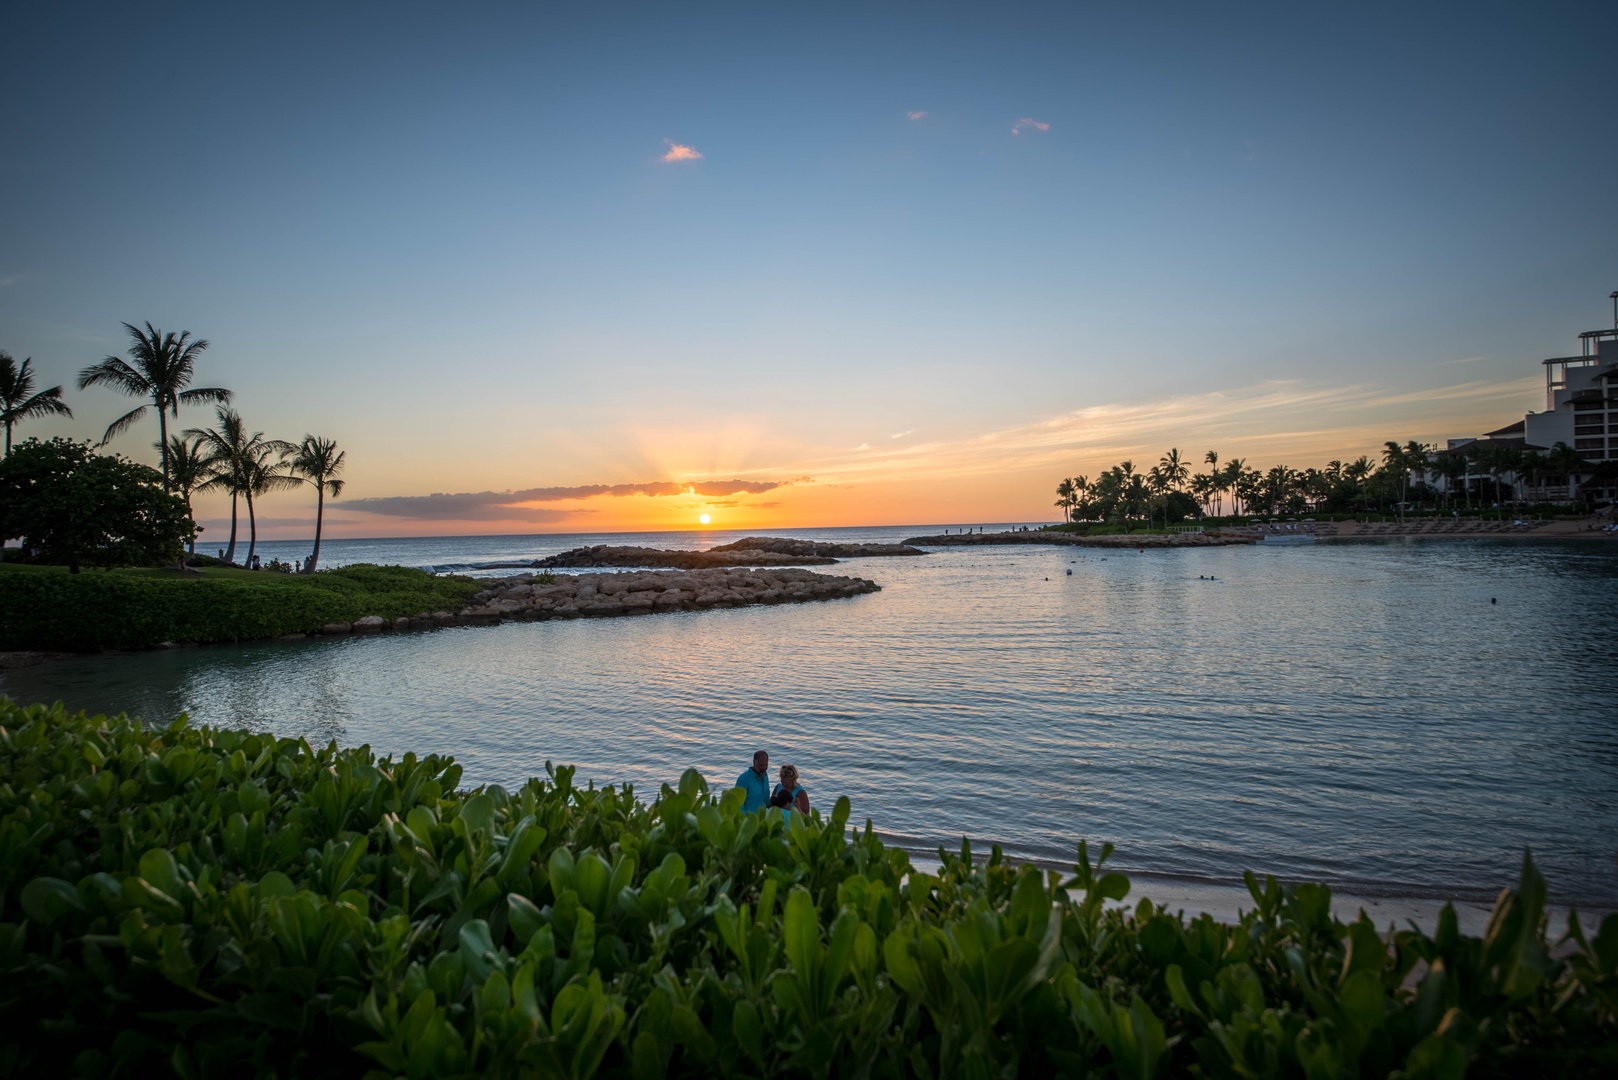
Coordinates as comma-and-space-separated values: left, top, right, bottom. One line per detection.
0, 563, 480, 650
0, 437, 191, 573
3, 700, 1615, 1077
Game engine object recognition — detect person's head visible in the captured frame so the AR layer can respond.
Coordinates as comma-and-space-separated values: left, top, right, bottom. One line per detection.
779, 763, 798, 788
752, 750, 768, 774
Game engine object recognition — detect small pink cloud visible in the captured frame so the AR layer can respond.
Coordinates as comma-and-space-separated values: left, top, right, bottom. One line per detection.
1011, 117, 1050, 135
906, 110, 927, 121
662, 140, 703, 162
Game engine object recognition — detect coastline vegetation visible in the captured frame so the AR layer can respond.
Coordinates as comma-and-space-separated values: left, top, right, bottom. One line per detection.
0, 563, 479, 651
1056, 443, 1612, 529
0, 320, 349, 574
2, 699, 1613, 1077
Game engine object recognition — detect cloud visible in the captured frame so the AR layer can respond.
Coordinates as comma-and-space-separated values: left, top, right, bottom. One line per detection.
1437, 355, 1487, 366
344, 477, 805, 520
906, 110, 927, 121
662, 140, 703, 162
1011, 117, 1050, 134
0, 273, 25, 287
740, 373, 1544, 490
889, 429, 914, 439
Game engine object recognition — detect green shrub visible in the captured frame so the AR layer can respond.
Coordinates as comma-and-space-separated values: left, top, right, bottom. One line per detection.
1, 699, 1613, 1078
0, 564, 480, 650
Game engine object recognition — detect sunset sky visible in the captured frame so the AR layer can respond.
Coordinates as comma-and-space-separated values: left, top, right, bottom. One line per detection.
4, 1, 1615, 538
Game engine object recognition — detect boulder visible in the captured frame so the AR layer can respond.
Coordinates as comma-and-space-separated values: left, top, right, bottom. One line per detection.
321, 622, 352, 635
354, 615, 386, 633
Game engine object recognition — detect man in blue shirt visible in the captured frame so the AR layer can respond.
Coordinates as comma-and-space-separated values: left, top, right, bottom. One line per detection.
735, 750, 770, 813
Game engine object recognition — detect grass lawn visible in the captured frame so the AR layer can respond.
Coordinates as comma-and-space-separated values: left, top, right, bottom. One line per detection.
0, 562, 480, 651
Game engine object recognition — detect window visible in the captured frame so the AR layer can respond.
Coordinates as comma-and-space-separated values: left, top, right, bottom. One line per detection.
1575, 438, 1604, 450
1576, 426, 1604, 437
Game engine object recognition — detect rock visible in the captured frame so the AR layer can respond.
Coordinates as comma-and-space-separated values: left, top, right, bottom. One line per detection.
393, 617, 410, 631
354, 615, 386, 633
431, 612, 458, 626
321, 622, 352, 635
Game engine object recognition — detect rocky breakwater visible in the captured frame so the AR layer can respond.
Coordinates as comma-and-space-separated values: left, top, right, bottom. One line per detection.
706, 536, 925, 558
904, 529, 1255, 548
536, 545, 840, 569
457, 567, 880, 623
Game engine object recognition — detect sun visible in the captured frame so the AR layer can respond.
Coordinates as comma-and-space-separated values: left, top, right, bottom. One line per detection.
699, 513, 712, 525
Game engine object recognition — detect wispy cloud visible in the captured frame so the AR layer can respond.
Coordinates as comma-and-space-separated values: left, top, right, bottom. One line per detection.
662, 140, 703, 162
344, 477, 804, 520
741, 374, 1542, 491
889, 429, 914, 439
0, 273, 25, 287
1437, 355, 1487, 367
906, 110, 927, 121
1011, 117, 1050, 135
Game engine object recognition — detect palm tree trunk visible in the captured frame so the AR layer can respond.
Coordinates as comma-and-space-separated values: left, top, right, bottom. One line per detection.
225, 492, 239, 564
185, 497, 196, 556
310, 485, 325, 572
246, 490, 258, 565
156, 402, 170, 491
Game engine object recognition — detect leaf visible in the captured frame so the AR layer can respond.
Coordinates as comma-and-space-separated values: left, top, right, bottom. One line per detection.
508, 893, 546, 946
732, 998, 766, 1066
20, 877, 85, 923
139, 848, 187, 900
783, 888, 821, 990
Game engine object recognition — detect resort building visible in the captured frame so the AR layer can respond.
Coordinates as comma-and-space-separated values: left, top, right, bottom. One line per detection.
1434, 293, 1618, 504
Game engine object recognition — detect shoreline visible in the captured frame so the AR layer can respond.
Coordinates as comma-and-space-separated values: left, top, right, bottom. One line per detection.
897, 855, 1615, 937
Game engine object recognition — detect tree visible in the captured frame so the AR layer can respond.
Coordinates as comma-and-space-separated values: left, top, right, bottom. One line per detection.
240, 442, 300, 566
2, 352, 74, 457
76, 322, 231, 489
0, 438, 189, 573
1055, 478, 1076, 523
287, 435, 346, 572
186, 408, 291, 565
162, 434, 212, 557
1203, 450, 1221, 517
1547, 442, 1585, 504
1221, 458, 1246, 516
1158, 448, 1189, 493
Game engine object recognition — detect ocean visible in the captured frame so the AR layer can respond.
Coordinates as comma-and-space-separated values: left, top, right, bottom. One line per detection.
6, 526, 1616, 905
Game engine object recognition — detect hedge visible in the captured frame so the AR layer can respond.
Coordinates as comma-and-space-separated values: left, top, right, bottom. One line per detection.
1, 698, 1614, 1078
0, 564, 480, 650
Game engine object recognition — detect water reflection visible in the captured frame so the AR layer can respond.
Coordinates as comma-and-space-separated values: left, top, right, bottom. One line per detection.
5, 537, 1616, 904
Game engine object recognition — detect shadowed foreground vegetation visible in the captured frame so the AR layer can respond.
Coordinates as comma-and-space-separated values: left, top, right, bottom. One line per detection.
2, 700, 1614, 1078
0, 564, 479, 651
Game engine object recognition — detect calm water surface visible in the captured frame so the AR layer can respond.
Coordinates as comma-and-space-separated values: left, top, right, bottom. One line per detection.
7, 529, 1617, 904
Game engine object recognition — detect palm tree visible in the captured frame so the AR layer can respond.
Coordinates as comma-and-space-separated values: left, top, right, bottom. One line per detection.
162, 434, 212, 557
240, 446, 301, 566
1054, 478, 1076, 523
1, 352, 73, 456
76, 322, 230, 489
1071, 475, 1093, 522
1203, 451, 1221, 517
288, 435, 346, 572
1158, 448, 1189, 493
187, 408, 292, 565
1548, 442, 1585, 503
1221, 458, 1246, 516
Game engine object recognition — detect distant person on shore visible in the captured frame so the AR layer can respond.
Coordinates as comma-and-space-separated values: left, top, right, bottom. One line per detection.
769, 763, 810, 823
735, 750, 770, 813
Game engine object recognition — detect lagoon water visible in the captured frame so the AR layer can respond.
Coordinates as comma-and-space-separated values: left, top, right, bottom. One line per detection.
6, 527, 1617, 906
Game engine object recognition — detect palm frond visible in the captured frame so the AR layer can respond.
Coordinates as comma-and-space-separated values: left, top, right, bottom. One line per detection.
77, 356, 149, 394
16, 387, 73, 420
324, 477, 345, 498
177, 386, 232, 407
100, 404, 150, 445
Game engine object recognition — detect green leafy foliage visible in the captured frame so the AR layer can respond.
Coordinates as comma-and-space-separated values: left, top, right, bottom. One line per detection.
1, 699, 1613, 1078
0, 562, 480, 650
0, 437, 191, 573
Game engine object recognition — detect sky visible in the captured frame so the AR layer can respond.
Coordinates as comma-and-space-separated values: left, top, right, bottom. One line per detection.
3, 0, 1616, 539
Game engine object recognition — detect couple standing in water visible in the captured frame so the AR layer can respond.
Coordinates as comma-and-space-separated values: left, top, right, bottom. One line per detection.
734, 750, 810, 821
